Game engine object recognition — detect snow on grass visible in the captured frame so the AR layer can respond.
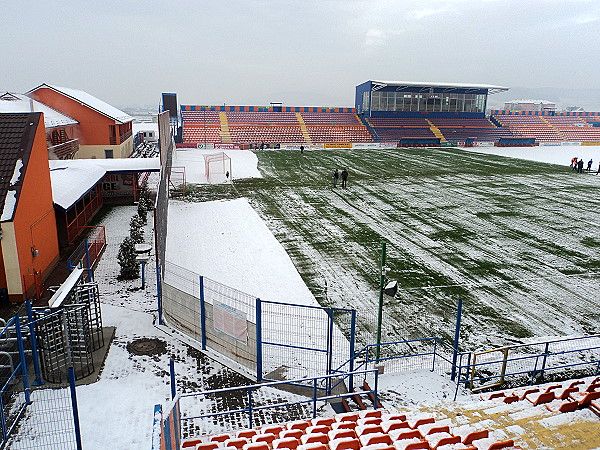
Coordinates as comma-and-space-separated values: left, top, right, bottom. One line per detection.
166, 198, 317, 306
172, 149, 261, 184
461, 144, 600, 168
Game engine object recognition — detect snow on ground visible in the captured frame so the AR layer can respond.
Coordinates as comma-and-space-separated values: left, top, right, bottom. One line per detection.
172, 149, 261, 184
461, 144, 600, 167
16, 144, 600, 448
166, 198, 316, 306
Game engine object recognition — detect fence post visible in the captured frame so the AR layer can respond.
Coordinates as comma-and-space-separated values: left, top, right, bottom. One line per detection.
247, 388, 253, 429
373, 370, 379, 410
156, 264, 163, 325
256, 298, 262, 381
68, 367, 83, 450
26, 300, 44, 386
152, 404, 163, 450
0, 396, 6, 442
349, 310, 356, 391
15, 316, 31, 405
313, 378, 318, 418
199, 276, 206, 350
451, 299, 463, 381
539, 342, 550, 381
170, 359, 176, 400
84, 237, 93, 282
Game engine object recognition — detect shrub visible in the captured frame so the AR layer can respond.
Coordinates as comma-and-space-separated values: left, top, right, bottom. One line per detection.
117, 237, 139, 280
130, 214, 145, 243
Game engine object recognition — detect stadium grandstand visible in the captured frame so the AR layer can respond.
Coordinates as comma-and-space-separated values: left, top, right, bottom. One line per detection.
171, 80, 600, 148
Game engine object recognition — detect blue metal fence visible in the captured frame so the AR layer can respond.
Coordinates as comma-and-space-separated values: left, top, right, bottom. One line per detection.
0, 304, 83, 450
453, 334, 600, 400
176, 369, 379, 438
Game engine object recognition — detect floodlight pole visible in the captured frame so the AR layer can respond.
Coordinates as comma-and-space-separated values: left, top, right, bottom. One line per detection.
376, 241, 386, 361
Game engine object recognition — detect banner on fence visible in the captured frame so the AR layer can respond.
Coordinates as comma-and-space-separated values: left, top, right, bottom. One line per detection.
214, 143, 241, 150
214, 302, 248, 344
324, 143, 352, 149
197, 143, 215, 150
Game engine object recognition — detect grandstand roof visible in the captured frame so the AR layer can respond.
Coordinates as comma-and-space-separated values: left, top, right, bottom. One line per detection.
0, 92, 78, 128
368, 80, 509, 94
506, 99, 555, 104
26, 84, 134, 124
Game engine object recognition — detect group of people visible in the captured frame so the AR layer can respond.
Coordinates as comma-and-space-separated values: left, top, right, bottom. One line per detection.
333, 168, 349, 188
570, 157, 599, 174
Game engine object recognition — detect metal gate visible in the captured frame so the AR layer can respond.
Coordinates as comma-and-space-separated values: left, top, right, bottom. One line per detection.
33, 307, 94, 384
257, 300, 356, 387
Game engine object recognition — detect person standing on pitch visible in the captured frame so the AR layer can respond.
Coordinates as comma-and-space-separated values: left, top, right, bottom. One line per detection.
587, 159, 593, 171
578, 158, 584, 173
333, 169, 339, 187
300, 145, 304, 153
341, 169, 348, 188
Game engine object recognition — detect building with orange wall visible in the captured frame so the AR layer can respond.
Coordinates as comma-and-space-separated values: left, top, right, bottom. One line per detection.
0, 92, 80, 159
0, 113, 60, 302
27, 84, 134, 159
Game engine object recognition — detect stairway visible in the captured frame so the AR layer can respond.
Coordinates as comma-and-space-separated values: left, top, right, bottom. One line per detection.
296, 113, 312, 144
540, 116, 567, 140
426, 119, 447, 142
219, 112, 232, 143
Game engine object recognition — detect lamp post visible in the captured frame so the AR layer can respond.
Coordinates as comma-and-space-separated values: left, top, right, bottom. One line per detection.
375, 241, 398, 363
135, 243, 152, 289
375, 242, 386, 361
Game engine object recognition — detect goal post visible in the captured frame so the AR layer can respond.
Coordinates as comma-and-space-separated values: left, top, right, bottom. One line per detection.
203, 152, 232, 183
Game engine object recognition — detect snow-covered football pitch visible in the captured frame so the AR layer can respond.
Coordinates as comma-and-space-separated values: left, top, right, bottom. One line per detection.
173, 145, 600, 352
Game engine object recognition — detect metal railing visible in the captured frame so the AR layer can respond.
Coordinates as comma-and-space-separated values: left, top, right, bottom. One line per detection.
177, 369, 379, 438
453, 334, 600, 399
67, 226, 106, 278
48, 139, 79, 159
335, 338, 455, 383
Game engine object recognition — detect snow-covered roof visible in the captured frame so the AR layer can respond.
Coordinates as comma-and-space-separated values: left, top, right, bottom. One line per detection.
367, 80, 510, 94
49, 160, 106, 210
0, 92, 78, 128
86, 157, 160, 173
49, 158, 160, 209
26, 84, 134, 124
132, 122, 159, 135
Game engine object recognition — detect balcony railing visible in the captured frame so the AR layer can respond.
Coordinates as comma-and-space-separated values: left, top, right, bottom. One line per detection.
48, 139, 79, 159
109, 129, 133, 145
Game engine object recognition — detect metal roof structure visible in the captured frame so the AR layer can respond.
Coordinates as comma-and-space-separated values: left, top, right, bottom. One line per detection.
367, 80, 509, 94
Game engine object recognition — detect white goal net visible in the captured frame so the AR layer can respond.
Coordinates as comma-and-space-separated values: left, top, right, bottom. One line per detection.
203, 152, 232, 184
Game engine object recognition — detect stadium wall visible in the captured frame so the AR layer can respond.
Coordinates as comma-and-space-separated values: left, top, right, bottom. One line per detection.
181, 105, 356, 113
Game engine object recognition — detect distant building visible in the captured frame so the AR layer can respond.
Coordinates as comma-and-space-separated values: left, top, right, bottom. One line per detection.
0, 113, 60, 302
27, 84, 134, 159
504, 100, 556, 112
565, 106, 585, 113
0, 92, 79, 159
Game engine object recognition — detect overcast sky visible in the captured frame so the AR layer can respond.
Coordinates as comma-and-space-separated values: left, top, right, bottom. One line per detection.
3, 0, 600, 108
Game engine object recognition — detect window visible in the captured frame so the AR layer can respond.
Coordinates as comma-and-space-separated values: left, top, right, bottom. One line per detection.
104, 149, 114, 159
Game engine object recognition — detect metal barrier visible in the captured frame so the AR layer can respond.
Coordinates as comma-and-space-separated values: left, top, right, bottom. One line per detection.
176, 369, 379, 438
7, 367, 82, 450
0, 304, 82, 449
344, 337, 455, 377
67, 226, 107, 280
453, 334, 600, 399
258, 300, 355, 384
